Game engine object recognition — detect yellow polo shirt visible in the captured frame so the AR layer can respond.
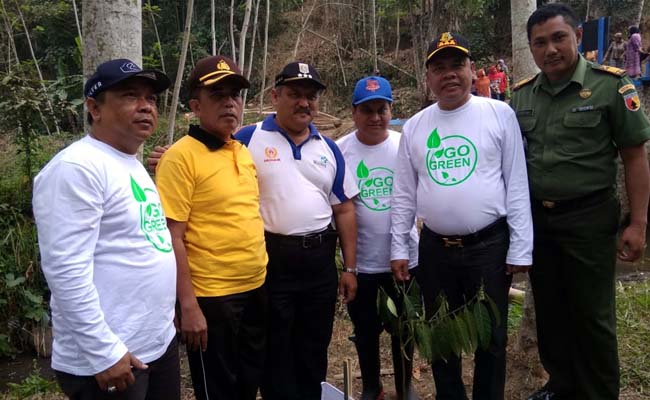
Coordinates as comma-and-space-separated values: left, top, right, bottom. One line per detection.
156, 125, 267, 297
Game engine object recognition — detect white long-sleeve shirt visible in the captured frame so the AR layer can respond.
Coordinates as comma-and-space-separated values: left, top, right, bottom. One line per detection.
391, 96, 533, 265
33, 135, 177, 376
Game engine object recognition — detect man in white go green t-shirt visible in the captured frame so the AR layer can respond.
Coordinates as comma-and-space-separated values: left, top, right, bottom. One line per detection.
336, 76, 419, 400
390, 33, 533, 400
33, 59, 180, 400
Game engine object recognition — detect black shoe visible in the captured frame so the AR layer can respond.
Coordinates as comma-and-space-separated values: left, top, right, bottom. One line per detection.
527, 388, 558, 400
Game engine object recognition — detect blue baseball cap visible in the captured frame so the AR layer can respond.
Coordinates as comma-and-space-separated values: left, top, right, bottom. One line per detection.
352, 76, 393, 106
84, 58, 171, 98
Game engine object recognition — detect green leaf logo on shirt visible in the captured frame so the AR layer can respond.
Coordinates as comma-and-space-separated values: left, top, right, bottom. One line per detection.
356, 160, 393, 212
425, 129, 478, 186
130, 175, 173, 253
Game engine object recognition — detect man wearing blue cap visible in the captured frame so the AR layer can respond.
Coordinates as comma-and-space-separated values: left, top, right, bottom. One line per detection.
336, 76, 419, 400
391, 33, 533, 399
33, 59, 180, 399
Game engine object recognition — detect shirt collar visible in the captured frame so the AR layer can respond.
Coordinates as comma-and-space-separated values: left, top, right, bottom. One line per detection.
261, 114, 320, 140
534, 55, 587, 93
188, 124, 235, 150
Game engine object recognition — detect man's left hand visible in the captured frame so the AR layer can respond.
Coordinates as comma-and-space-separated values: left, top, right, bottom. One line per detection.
617, 223, 647, 262
506, 264, 531, 275
339, 272, 357, 304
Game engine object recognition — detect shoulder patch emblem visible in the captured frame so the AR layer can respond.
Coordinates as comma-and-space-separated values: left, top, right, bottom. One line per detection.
593, 64, 626, 77
512, 75, 536, 91
623, 92, 641, 112
618, 83, 636, 94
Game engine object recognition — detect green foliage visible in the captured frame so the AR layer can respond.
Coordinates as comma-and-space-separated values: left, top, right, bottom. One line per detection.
5, 361, 59, 398
377, 280, 498, 363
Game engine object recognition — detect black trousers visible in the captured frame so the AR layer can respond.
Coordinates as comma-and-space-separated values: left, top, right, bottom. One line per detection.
347, 270, 417, 396
530, 193, 620, 399
187, 285, 267, 400
418, 222, 511, 400
55, 337, 180, 400
260, 231, 339, 400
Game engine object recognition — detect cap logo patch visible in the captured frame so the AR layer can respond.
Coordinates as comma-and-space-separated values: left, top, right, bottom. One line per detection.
120, 62, 141, 73
438, 32, 456, 48
298, 63, 310, 74
217, 60, 231, 71
365, 79, 380, 92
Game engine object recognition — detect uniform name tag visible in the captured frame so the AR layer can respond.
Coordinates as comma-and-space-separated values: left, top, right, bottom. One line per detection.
570, 105, 594, 113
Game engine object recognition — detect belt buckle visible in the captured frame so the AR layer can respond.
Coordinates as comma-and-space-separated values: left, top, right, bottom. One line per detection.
302, 233, 323, 249
443, 238, 463, 248
541, 200, 556, 209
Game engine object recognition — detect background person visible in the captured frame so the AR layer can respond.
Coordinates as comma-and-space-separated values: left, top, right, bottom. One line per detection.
337, 76, 419, 400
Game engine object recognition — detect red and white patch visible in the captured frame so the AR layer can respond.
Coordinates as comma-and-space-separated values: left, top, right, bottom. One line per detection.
365, 79, 380, 92
623, 92, 641, 112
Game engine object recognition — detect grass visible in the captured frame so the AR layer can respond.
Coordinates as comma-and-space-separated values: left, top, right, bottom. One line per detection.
617, 280, 650, 397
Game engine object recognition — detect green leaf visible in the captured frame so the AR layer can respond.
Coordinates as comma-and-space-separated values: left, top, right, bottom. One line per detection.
474, 301, 492, 350
426, 128, 442, 149
464, 309, 478, 354
442, 171, 449, 179
414, 321, 433, 361
5, 274, 25, 288
22, 290, 42, 304
373, 198, 379, 205
364, 179, 374, 187
386, 297, 398, 317
434, 148, 445, 158
356, 160, 370, 178
130, 176, 147, 202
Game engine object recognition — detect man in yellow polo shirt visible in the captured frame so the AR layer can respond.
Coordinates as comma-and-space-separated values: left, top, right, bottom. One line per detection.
155, 55, 268, 400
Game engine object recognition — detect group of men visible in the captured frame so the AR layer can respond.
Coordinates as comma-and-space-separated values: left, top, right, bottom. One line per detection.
33, 2, 649, 400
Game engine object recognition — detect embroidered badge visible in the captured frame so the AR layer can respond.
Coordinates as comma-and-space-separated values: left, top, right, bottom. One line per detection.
217, 59, 231, 71
618, 83, 635, 94
623, 92, 641, 112
579, 88, 592, 99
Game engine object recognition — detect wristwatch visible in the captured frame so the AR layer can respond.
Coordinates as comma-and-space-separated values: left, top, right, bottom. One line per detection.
341, 267, 357, 275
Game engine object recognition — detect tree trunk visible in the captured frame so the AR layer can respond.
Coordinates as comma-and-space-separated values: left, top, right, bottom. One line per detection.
238, 0, 253, 71
14, 0, 59, 135
258, 0, 269, 114
370, 0, 378, 73
83, 0, 143, 147
229, 0, 237, 63
72, 0, 82, 47
510, 0, 538, 82
146, 0, 168, 113
394, 5, 400, 59
165, 0, 194, 145
242, 0, 260, 112
0, 0, 19, 70
632, 0, 645, 27
510, 0, 545, 392
211, 0, 216, 55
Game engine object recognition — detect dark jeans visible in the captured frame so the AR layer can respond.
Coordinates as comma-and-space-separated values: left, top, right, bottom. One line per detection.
530, 193, 620, 400
187, 285, 267, 400
55, 336, 180, 400
347, 270, 418, 396
260, 230, 339, 400
418, 223, 511, 400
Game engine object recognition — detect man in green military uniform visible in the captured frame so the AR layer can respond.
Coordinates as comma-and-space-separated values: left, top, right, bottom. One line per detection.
511, 3, 650, 400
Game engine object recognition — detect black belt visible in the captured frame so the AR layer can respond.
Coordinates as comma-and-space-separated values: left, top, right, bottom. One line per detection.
264, 228, 335, 249
422, 217, 507, 248
532, 188, 613, 212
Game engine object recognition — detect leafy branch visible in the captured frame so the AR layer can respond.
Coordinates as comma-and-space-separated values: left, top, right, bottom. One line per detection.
378, 279, 498, 363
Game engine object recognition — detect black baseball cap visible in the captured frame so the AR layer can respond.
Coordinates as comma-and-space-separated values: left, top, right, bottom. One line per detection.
188, 55, 250, 91
84, 58, 170, 98
425, 32, 471, 65
274, 62, 326, 90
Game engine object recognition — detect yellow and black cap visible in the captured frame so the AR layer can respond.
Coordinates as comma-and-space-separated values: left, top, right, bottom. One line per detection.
425, 32, 471, 65
274, 62, 326, 90
188, 55, 250, 91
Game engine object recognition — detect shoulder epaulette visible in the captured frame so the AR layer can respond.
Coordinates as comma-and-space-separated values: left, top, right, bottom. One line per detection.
512, 75, 537, 91
592, 64, 626, 77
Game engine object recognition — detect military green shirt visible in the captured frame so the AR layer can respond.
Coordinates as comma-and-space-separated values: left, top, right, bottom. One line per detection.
510, 56, 650, 201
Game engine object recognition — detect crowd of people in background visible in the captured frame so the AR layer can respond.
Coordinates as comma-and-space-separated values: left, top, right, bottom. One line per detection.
471, 59, 511, 101
603, 26, 649, 78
